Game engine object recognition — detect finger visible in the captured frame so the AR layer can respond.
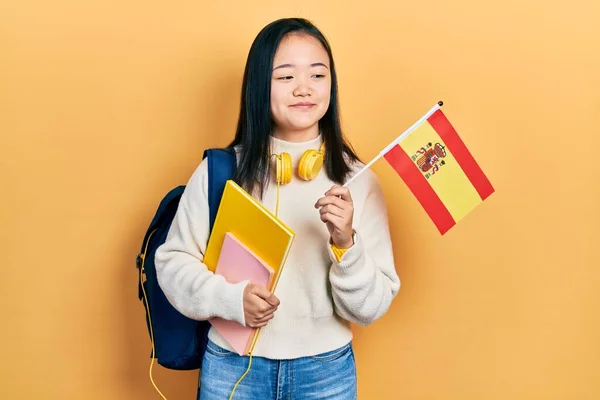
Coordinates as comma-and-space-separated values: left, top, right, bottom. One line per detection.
265, 293, 280, 307
257, 297, 278, 311
315, 195, 348, 210
255, 300, 277, 316
314, 196, 329, 209
251, 285, 272, 301
255, 310, 276, 321
320, 212, 344, 226
255, 313, 275, 325
319, 204, 345, 219
249, 318, 270, 328
247, 319, 264, 329
325, 186, 352, 202
314, 195, 349, 210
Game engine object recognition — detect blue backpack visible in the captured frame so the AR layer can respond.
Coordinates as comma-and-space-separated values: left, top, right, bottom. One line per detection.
136, 147, 236, 370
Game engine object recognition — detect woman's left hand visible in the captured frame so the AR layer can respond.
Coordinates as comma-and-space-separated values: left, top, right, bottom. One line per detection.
314, 185, 354, 249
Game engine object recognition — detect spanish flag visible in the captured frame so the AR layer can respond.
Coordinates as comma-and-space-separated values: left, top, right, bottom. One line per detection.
382, 102, 494, 234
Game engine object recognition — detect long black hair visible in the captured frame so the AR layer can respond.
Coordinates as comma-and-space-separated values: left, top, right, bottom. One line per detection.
228, 17, 360, 198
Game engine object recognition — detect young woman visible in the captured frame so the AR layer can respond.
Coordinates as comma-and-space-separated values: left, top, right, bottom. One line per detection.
155, 17, 400, 400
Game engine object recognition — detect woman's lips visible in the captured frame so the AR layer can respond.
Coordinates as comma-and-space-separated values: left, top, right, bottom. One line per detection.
290, 103, 316, 109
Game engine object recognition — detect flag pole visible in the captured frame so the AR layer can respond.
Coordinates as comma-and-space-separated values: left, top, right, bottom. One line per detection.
343, 101, 444, 187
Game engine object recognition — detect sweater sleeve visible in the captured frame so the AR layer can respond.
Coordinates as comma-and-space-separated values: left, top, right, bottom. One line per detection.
327, 172, 401, 326
154, 159, 248, 325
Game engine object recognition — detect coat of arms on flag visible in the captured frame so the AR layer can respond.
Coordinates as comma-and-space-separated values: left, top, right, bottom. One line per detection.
411, 142, 446, 179
345, 101, 494, 235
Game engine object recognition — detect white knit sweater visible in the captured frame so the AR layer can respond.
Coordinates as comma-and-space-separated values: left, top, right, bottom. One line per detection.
155, 134, 400, 359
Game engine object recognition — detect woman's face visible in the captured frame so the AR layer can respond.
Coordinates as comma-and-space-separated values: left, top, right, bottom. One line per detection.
270, 33, 331, 139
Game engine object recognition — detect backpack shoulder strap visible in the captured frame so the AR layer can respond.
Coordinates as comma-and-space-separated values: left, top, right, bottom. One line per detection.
202, 147, 237, 232
139, 185, 186, 255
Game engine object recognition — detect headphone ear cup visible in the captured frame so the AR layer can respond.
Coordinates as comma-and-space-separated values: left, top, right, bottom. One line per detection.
276, 152, 293, 185
282, 153, 292, 184
298, 149, 324, 181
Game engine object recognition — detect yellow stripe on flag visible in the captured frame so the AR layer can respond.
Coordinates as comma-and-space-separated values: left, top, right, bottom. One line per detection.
399, 122, 482, 223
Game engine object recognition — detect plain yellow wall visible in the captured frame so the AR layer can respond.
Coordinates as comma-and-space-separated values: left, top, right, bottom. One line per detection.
1, 0, 599, 399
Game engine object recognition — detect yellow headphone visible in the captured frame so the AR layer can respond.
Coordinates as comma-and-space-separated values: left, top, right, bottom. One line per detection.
273, 143, 325, 185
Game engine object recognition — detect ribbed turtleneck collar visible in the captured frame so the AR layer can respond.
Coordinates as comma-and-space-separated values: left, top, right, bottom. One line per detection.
269, 134, 324, 166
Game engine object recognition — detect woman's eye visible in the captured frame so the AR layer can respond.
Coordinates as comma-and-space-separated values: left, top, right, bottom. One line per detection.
278, 76, 293, 80
312, 74, 325, 79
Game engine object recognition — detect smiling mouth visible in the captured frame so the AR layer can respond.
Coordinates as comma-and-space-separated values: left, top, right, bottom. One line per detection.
290, 103, 316, 108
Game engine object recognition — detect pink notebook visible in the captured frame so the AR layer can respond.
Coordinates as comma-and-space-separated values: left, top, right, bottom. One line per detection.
209, 232, 274, 355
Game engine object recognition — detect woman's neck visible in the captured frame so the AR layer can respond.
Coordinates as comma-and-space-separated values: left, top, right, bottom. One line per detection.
271, 124, 319, 143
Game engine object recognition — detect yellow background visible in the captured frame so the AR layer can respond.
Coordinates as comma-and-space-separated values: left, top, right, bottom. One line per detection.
1, 1, 598, 399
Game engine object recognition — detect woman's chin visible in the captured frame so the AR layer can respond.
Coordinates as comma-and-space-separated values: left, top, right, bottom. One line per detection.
287, 120, 320, 132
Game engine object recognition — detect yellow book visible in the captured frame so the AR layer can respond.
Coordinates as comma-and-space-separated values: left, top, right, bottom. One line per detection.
203, 180, 295, 293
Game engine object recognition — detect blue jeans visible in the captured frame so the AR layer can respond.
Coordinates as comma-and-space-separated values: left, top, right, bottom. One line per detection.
198, 340, 357, 400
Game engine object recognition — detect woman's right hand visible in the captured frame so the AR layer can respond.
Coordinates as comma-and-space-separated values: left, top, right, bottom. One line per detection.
243, 283, 280, 328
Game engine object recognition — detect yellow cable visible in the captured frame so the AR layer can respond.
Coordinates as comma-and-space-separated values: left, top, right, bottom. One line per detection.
228, 351, 254, 400
140, 229, 168, 400
275, 177, 280, 216
270, 153, 283, 216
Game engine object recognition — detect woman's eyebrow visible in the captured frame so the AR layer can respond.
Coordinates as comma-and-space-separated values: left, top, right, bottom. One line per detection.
272, 62, 329, 71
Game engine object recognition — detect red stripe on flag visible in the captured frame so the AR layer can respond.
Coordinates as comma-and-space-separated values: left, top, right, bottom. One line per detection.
427, 110, 494, 200
384, 145, 455, 234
